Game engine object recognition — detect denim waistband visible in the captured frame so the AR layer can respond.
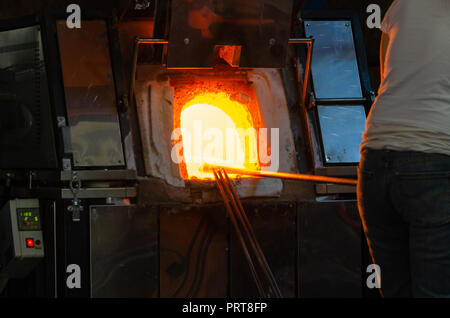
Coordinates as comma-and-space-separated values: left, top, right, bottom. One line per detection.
361, 148, 450, 170
362, 148, 449, 159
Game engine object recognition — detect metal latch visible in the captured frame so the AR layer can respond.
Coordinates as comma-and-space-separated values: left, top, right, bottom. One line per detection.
67, 171, 83, 222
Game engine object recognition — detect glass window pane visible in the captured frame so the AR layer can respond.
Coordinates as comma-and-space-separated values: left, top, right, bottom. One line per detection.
304, 20, 363, 99
57, 20, 125, 167
317, 105, 366, 164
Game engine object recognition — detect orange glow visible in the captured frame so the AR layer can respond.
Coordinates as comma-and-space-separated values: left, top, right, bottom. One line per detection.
172, 80, 263, 180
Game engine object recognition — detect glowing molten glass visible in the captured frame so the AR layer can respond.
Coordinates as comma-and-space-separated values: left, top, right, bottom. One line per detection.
180, 93, 259, 179
173, 81, 263, 180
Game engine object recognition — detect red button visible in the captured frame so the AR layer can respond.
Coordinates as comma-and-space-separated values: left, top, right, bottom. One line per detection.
26, 238, 34, 248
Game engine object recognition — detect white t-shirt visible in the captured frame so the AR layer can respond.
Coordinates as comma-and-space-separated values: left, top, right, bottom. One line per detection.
360, 0, 450, 156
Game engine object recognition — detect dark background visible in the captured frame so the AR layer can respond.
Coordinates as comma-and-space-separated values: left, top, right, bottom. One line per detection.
0, 0, 394, 92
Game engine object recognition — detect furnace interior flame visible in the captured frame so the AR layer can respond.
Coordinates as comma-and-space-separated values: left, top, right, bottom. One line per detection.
172, 80, 264, 180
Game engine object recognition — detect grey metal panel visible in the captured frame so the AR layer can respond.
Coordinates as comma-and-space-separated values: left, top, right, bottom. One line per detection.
56, 20, 125, 167
90, 205, 158, 297
298, 201, 361, 297
304, 20, 363, 99
167, 0, 293, 68
317, 105, 366, 163
160, 205, 228, 298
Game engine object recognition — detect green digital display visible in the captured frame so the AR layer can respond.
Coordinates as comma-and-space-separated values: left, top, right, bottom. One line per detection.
16, 208, 41, 231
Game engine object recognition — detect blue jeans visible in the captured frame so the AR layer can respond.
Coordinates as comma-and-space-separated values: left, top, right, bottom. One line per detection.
357, 148, 450, 298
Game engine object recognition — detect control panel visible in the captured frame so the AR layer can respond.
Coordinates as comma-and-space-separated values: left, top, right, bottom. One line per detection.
0, 199, 44, 278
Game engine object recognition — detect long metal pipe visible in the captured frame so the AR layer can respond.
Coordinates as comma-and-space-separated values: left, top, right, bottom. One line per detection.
219, 169, 283, 297
203, 164, 357, 186
212, 169, 267, 297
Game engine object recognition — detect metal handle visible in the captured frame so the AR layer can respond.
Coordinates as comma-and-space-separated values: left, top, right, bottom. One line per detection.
288, 37, 315, 108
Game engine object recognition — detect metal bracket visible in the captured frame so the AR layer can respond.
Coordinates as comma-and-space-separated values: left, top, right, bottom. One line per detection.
56, 116, 67, 128
28, 171, 36, 190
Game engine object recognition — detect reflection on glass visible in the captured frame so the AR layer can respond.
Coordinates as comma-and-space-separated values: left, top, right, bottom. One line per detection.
57, 20, 124, 167
317, 106, 366, 163
305, 20, 363, 99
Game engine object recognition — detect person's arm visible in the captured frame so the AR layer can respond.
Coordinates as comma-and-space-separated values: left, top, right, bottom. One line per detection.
380, 32, 390, 83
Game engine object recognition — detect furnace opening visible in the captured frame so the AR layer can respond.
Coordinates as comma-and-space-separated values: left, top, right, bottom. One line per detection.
172, 80, 264, 180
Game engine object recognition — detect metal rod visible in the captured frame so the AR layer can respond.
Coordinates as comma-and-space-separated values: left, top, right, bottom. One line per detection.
203, 164, 357, 186
129, 37, 169, 107
288, 37, 315, 107
219, 168, 279, 297
288, 38, 314, 44
212, 169, 266, 297
217, 169, 279, 297
220, 169, 283, 298
214, 169, 267, 297
136, 38, 169, 44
